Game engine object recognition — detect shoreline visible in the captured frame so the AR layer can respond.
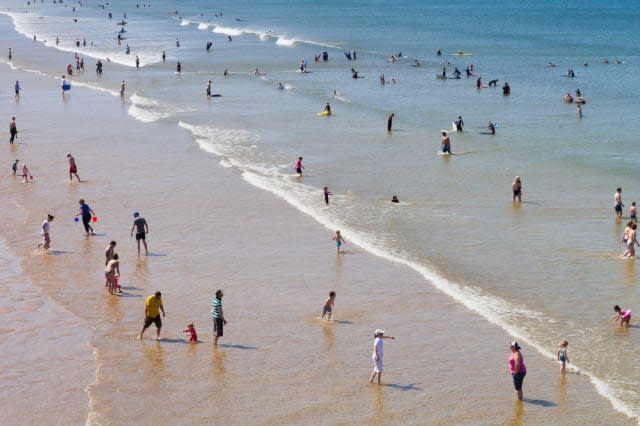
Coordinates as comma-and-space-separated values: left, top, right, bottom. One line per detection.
0, 10, 637, 425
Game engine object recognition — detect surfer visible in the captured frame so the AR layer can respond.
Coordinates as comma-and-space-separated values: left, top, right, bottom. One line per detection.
441, 132, 451, 154
441, 67, 446, 78
277, 82, 284, 90
206, 41, 212, 51
455, 116, 464, 132
502, 82, 510, 95
125, 44, 130, 54
351, 68, 359, 79
391, 195, 399, 203
323, 103, 331, 115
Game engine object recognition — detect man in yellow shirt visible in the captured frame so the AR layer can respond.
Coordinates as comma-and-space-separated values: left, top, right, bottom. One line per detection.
139, 291, 166, 340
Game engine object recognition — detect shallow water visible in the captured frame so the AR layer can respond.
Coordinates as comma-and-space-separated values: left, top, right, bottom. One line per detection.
1, 0, 640, 423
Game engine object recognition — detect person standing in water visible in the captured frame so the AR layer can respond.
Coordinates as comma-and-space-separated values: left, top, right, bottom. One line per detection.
120, 80, 125, 100
212, 289, 227, 347
295, 157, 304, 176
66, 152, 81, 182
11, 159, 19, 176
139, 291, 165, 340
512, 176, 522, 203
75, 198, 96, 236
369, 329, 395, 385
508, 341, 527, 401
130, 212, 149, 255
332, 230, 345, 252
37, 214, 54, 252
387, 113, 394, 133
557, 340, 569, 375
321, 291, 336, 320
455, 115, 464, 132
324, 186, 332, 205
14, 80, 20, 100
9, 116, 17, 144
614, 187, 624, 219
441, 132, 451, 154
176, 62, 182, 73
206, 80, 212, 97
161, 50, 166, 62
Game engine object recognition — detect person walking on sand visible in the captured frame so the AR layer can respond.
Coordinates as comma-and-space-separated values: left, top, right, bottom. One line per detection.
614, 187, 624, 219
369, 329, 395, 385
120, 80, 125, 100
324, 186, 332, 205
130, 211, 149, 255
37, 214, 54, 252
387, 113, 394, 133
333, 230, 345, 252
66, 153, 81, 182
9, 116, 18, 144
557, 340, 569, 375
512, 176, 522, 203
613, 305, 632, 327
295, 157, 304, 176
321, 291, 336, 320
105, 253, 121, 295
508, 341, 526, 401
212, 289, 228, 347
75, 199, 96, 236
139, 291, 165, 340
14, 80, 20, 100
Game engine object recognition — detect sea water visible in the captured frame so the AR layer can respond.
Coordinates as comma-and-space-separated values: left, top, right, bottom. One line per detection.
2, 0, 640, 421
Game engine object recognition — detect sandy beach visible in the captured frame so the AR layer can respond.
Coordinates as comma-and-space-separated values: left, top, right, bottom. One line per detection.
1, 10, 636, 424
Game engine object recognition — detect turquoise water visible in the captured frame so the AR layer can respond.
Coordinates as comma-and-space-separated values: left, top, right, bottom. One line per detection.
3, 0, 640, 420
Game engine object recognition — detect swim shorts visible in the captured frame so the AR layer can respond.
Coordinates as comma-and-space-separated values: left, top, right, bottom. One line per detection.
512, 372, 526, 391
615, 204, 623, 213
213, 317, 224, 337
69, 165, 77, 174
143, 315, 162, 329
136, 232, 146, 241
322, 306, 332, 316
296, 167, 302, 174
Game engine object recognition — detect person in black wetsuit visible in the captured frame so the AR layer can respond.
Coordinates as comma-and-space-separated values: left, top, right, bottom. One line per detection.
502, 82, 510, 95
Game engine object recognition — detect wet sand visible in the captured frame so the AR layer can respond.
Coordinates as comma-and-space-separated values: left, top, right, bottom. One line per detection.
0, 31, 634, 425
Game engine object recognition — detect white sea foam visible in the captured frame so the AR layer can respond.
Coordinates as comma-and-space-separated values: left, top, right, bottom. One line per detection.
180, 19, 191, 26
212, 25, 245, 36
197, 23, 210, 30
127, 94, 172, 123
275, 37, 297, 47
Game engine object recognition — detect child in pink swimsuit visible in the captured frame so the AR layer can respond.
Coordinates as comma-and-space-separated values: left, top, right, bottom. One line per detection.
183, 323, 198, 343
612, 305, 631, 326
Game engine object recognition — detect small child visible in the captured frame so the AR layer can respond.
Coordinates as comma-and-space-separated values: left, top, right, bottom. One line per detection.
183, 323, 198, 343
324, 186, 332, 205
11, 159, 18, 176
321, 291, 336, 320
21, 163, 31, 183
557, 340, 569, 374
612, 305, 632, 327
630, 202, 637, 223
333, 230, 345, 253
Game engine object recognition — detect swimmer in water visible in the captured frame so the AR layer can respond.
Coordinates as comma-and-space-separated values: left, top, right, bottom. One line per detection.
391, 195, 399, 203
278, 82, 284, 90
